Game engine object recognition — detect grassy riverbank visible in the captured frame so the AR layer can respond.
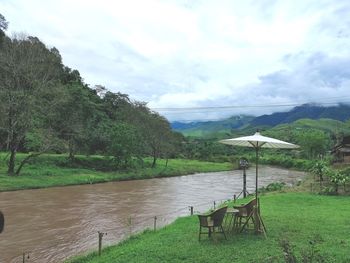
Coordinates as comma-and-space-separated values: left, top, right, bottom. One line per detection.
68, 192, 350, 263
0, 153, 233, 191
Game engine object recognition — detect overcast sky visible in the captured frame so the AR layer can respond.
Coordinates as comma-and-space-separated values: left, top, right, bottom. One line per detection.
1, 0, 350, 121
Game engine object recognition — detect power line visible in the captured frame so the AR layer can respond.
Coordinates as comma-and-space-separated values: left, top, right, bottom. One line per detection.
150, 96, 350, 112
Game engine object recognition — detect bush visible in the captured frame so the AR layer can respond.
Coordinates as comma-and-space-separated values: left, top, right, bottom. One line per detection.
259, 154, 313, 171
259, 182, 286, 193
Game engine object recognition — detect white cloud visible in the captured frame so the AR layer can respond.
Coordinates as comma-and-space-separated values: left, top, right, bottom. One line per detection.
1, 0, 350, 121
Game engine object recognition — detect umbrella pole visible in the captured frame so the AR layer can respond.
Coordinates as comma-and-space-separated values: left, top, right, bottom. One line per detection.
255, 146, 258, 202
254, 146, 259, 234
254, 146, 267, 237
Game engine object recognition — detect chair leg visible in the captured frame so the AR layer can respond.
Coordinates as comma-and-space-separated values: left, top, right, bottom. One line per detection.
232, 216, 236, 232
240, 214, 253, 233
198, 226, 201, 241
221, 226, 227, 240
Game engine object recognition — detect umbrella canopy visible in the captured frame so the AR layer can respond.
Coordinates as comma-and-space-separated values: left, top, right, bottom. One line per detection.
219, 132, 299, 149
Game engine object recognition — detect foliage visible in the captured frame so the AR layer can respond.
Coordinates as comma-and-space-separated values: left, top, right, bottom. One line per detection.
310, 161, 330, 182
327, 169, 349, 194
259, 182, 286, 193
0, 34, 63, 174
0, 13, 8, 42
259, 154, 313, 170
108, 123, 142, 167
295, 130, 330, 159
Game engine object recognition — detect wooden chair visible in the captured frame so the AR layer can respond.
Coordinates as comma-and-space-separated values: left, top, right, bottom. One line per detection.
233, 199, 257, 232
198, 206, 227, 241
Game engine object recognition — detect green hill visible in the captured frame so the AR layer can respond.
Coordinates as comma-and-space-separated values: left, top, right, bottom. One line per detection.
172, 105, 350, 138
171, 115, 254, 138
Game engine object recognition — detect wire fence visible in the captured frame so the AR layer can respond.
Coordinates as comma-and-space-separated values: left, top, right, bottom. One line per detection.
9, 193, 244, 263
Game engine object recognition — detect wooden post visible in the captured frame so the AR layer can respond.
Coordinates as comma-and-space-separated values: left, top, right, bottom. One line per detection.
98, 231, 106, 256
22, 253, 29, 263
213, 201, 216, 210
243, 166, 247, 198
0, 210, 4, 234
233, 194, 236, 202
154, 216, 157, 231
190, 206, 193, 215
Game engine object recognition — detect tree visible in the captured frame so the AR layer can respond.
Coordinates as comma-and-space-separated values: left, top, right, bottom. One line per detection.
310, 161, 329, 185
296, 130, 330, 159
53, 82, 98, 159
0, 35, 62, 175
328, 169, 347, 194
141, 112, 174, 168
108, 123, 142, 167
161, 131, 184, 167
0, 13, 8, 42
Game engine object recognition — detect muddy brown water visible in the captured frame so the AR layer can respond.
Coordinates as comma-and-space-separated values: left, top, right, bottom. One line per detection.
0, 166, 306, 263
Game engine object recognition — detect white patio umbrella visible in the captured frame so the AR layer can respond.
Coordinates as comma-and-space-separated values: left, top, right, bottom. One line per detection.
219, 131, 299, 234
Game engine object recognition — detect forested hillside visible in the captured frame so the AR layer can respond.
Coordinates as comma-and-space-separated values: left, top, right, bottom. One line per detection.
171, 115, 254, 137
251, 104, 350, 126
172, 104, 350, 139
0, 15, 183, 176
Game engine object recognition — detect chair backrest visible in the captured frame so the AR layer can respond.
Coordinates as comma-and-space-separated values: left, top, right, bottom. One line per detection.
244, 199, 257, 215
212, 206, 228, 227
198, 214, 210, 227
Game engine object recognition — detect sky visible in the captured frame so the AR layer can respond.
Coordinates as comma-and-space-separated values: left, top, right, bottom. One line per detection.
1, 0, 350, 121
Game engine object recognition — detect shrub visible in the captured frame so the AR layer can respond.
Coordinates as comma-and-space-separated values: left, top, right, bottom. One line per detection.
259, 182, 286, 193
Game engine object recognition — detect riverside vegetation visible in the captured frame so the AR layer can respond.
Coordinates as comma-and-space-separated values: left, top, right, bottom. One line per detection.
0, 153, 233, 191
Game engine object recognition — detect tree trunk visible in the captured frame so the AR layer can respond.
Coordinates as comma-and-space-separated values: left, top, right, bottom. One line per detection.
7, 148, 16, 175
152, 155, 157, 168
68, 150, 75, 161
15, 153, 41, 175
68, 138, 75, 161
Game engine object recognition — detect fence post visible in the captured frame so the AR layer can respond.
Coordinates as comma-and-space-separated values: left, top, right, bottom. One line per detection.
98, 231, 106, 256
190, 206, 194, 215
154, 216, 157, 231
213, 201, 216, 210
233, 194, 236, 202
22, 252, 29, 263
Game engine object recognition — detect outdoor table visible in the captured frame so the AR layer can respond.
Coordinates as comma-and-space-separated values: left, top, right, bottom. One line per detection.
224, 208, 239, 233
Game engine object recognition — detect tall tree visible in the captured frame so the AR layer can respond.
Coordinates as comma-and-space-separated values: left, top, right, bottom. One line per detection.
141, 112, 174, 168
0, 35, 62, 175
0, 13, 8, 42
296, 129, 330, 159
108, 123, 142, 167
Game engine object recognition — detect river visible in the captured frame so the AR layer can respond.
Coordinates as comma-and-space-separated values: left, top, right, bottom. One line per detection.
0, 166, 306, 262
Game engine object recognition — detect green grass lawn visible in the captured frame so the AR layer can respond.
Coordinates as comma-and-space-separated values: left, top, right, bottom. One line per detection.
0, 153, 233, 191
67, 192, 350, 263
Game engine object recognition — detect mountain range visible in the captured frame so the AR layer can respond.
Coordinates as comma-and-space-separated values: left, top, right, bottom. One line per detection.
171, 104, 350, 137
